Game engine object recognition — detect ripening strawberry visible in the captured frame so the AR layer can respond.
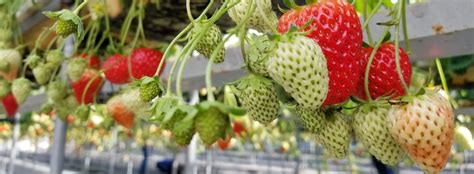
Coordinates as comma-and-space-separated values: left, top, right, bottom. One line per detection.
70, 69, 103, 104
0, 49, 22, 81
388, 91, 454, 173
237, 74, 279, 124
106, 88, 147, 129
354, 43, 412, 101
1, 93, 18, 117
353, 103, 405, 165
277, 0, 363, 106
315, 111, 351, 159
267, 34, 328, 108
192, 24, 225, 63
56, 20, 77, 37
228, 0, 278, 33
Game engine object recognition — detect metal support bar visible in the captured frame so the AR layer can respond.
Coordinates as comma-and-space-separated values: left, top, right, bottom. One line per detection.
49, 118, 67, 174
7, 113, 20, 174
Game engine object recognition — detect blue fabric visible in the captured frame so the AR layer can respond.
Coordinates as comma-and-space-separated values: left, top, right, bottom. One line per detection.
156, 159, 174, 173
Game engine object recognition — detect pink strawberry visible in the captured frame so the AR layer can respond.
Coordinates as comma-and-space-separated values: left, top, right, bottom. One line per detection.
70, 69, 104, 104
277, 0, 363, 106
354, 43, 412, 100
1, 93, 18, 117
388, 91, 454, 173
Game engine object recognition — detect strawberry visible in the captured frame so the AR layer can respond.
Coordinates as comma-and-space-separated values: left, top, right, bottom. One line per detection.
106, 88, 147, 129
25, 54, 42, 69
79, 53, 101, 69
237, 74, 279, 124
33, 63, 54, 85
173, 118, 196, 146
47, 80, 67, 103
454, 126, 474, 151
161, 110, 186, 131
267, 34, 329, 108
66, 115, 74, 124
1, 93, 17, 117
217, 135, 232, 150
315, 110, 351, 159
11, 77, 32, 104
56, 20, 77, 37
228, 0, 278, 33
232, 120, 246, 136
139, 76, 164, 102
0, 49, 22, 81
192, 24, 225, 63
353, 102, 405, 165
354, 43, 412, 100
103, 48, 165, 84
277, 0, 363, 106
296, 104, 324, 133
195, 106, 230, 146
102, 53, 129, 84
46, 50, 65, 67
73, 105, 90, 121
55, 94, 79, 120
0, 79, 10, 98
388, 91, 454, 173
67, 58, 87, 81
71, 68, 103, 104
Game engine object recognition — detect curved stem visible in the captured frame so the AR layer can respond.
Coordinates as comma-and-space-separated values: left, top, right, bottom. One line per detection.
186, 0, 194, 22
119, 0, 138, 47
46, 36, 58, 52
362, 0, 383, 30
176, 51, 193, 100
153, 25, 192, 76
435, 58, 449, 94
394, 0, 410, 95
73, 0, 89, 14
401, 0, 411, 54
364, 27, 390, 102
363, 0, 374, 45
102, 0, 116, 51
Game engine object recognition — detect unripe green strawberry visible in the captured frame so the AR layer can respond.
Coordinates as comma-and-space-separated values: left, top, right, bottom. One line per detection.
33, 63, 54, 85
267, 34, 329, 108
173, 119, 196, 146
40, 102, 54, 114
161, 110, 186, 131
315, 111, 351, 159
228, 0, 278, 33
192, 24, 225, 63
0, 28, 13, 44
237, 74, 279, 124
353, 103, 405, 165
67, 58, 87, 81
73, 105, 90, 121
195, 106, 230, 146
25, 54, 42, 69
11, 77, 32, 104
246, 35, 273, 77
56, 20, 77, 37
46, 50, 65, 67
295, 105, 324, 133
56, 94, 79, 119
0, 61, 8, 72
139, 77, 164, 102
0, 79, 10, 98
47, 80, 67, 103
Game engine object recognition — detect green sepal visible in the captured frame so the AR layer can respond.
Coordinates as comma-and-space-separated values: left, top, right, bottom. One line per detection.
0, 78, 10, 98
197, 101, 246, 116
163, 104, 198, 123
149, 96, 180, 121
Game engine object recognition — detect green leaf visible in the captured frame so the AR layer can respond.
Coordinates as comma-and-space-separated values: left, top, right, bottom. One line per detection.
43, 11, 63, 19
382, 0, 394, 9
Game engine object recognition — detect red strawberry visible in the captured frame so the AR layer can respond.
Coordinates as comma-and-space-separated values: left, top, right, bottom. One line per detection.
71, 69, 104, 104
354, 43, 412, 100
102, 48, 165, 84
106, 88, 147, 129
1, 93, 18, 117
277, 0, 363, 106
232, 121, 246, 136
79, 53, 101, 69
107, 101, 135, 129
103, 53, 129, 84
217, 135, 232, 151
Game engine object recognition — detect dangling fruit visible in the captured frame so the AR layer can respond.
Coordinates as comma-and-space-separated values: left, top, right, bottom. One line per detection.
106, 88, 147, 129
11, 77, 32, 104
173, 119, 196, 146
353, 102, 405, 165
296, 104, 324, 133
56, 20, 77, 37
0, 49, 22, 81
315, 110, 351, 159
237, 74, 279, 124
228, 0, 278, 33
70, 68, 103, 104
354, 43, 412, 101
67, 58, 87, 81
267, 34, 329, 108
1, 93, 17, 117
192, 24, 225, 63
277, 0, 363, 106
0, 79, 10, 99
46, 50, 65, 67
33, 63, 54, 85
139, 76, 165, 102
102, 53, 129, 84
47, 80, 68, 103
195, 106, 230, 146
388, 91, 454, 173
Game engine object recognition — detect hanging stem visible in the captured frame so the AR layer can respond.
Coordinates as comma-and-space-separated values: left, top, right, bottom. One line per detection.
362, 0, 383, 30
363, 0, 374, 45
435, 58, 449, 94
363, 27, 390, 102
73, 0, 89, 14
119, 0, 138, 47
394, 0, 410, 95
186, 0, 194, 22
401, 0, 411, 54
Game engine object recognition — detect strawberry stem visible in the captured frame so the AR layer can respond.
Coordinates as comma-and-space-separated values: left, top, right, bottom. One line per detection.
401, 0, 411, 54
186, 0, 194, 22
393, 0, 410, 96
362, 0, 383, 31
363, 27, 390, 102
73, 0, 89, 14
363, 0, 374, 45
435, 58, 449, 95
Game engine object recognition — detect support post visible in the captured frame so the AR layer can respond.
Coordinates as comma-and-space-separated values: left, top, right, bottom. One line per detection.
49, 118, 67, 174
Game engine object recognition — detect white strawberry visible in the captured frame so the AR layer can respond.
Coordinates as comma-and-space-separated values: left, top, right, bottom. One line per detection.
388, 90, 454, 173
267, 34, 328, 108
315, 111, 350, 159
228, 0, 278, 33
